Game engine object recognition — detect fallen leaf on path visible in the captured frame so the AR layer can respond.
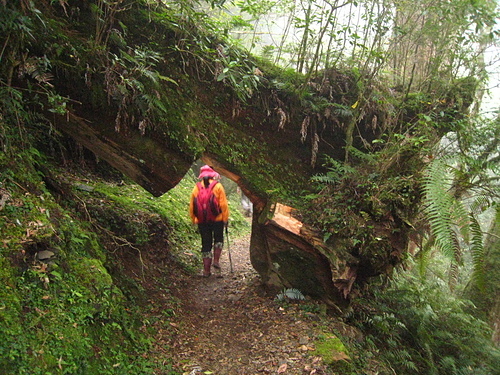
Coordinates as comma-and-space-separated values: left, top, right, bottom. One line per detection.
278, 363, 287, 373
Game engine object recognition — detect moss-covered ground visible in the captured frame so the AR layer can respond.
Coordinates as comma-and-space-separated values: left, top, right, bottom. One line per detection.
0, 148, 250, 374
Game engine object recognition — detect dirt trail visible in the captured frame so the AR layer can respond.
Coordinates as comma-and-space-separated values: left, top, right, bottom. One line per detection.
151, 232, 332, 375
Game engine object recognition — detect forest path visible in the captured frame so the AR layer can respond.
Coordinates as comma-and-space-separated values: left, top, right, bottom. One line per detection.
150, 231, 333, 375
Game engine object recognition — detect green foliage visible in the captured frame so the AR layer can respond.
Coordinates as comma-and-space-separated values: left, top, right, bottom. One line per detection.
311, 333, 348, 364
1, 2, 497, 374
275, 288, 305, 301
104, 46, 178, 134
214, 45, 263, 102
206, 0, 499, 98
0, 143, 165, 374
468, 213, 486, 289
304, 148, 421, 272
423, 158, 468, 260
464, 208, 500, 324
347, 271, 500, 375
422, 148, 498, 288
310, 155, 356, 186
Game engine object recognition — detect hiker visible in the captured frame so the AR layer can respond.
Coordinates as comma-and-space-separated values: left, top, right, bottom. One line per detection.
189, 165, 229, 277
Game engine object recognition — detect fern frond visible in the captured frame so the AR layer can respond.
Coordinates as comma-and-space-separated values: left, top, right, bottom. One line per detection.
448, 261, 460, 291
311, 155, 355, 185
423, 159, 461, 260
451, 198, 471, 243
390, 349, 418, 371
415, 235, 436, 279
468, 213, 485, 290
469, 194, 493, 215
275, 288, 305, 301
346, 145, 377, 165
439, 356, 457, 373
423, 158, 490, 288
141, 69, 160, 84
311, 174, 338, 185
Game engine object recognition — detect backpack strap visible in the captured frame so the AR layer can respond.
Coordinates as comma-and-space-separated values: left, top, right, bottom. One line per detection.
198, 180, 218, 191
208, 180, 219, 191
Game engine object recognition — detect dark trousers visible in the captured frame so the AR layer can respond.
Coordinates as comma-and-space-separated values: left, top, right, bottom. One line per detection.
198, 221, 224, 253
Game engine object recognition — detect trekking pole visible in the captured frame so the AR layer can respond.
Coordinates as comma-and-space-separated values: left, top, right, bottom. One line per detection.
225, 225, 234, 273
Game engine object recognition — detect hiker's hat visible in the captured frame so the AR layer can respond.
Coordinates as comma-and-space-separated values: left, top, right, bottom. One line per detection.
198, 165, 220, 179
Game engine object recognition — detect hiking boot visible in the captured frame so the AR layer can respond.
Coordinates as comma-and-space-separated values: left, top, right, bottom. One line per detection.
202, 253, 212, 277
213, 242, 223, 270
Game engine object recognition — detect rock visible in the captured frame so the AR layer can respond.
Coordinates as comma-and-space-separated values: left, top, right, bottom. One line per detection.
36, 250, 55, 261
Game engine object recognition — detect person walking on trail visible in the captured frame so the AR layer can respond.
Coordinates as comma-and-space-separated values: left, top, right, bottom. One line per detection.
189, 165, 229, 277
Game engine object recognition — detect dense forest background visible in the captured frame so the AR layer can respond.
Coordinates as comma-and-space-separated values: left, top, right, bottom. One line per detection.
1, 0, 499, 374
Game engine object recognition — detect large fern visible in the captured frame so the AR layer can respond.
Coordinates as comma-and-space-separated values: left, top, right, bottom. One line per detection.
422, 158, 488, 285
349, 272, 500, 375
423, 159, 464, 260
468, 213, 486, 289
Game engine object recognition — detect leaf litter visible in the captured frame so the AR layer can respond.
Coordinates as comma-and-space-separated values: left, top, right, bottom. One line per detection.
147, 232, 343, 374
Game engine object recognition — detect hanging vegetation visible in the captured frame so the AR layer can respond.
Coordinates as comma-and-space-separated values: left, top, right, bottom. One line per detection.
1, 0, 499, 373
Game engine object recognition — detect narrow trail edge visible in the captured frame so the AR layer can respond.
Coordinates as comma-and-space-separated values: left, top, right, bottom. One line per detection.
149, 233, 348, 375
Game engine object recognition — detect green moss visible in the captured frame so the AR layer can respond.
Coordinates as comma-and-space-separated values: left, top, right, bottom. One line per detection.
0, 155, 158, 374
312, 333, 349, 363
0, 258, 24, 373
190, 111, 311, 206
311, 333, 357, 372
68, 257, 114, 291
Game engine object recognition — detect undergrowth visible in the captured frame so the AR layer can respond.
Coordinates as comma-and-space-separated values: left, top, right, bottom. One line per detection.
270, 258, 500, 374
0, 167, 158, 373
345, 269, 500, 375
0, 137, 250, 374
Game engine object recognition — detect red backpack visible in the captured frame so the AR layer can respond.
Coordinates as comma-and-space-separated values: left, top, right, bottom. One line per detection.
194, 181, 222, 223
